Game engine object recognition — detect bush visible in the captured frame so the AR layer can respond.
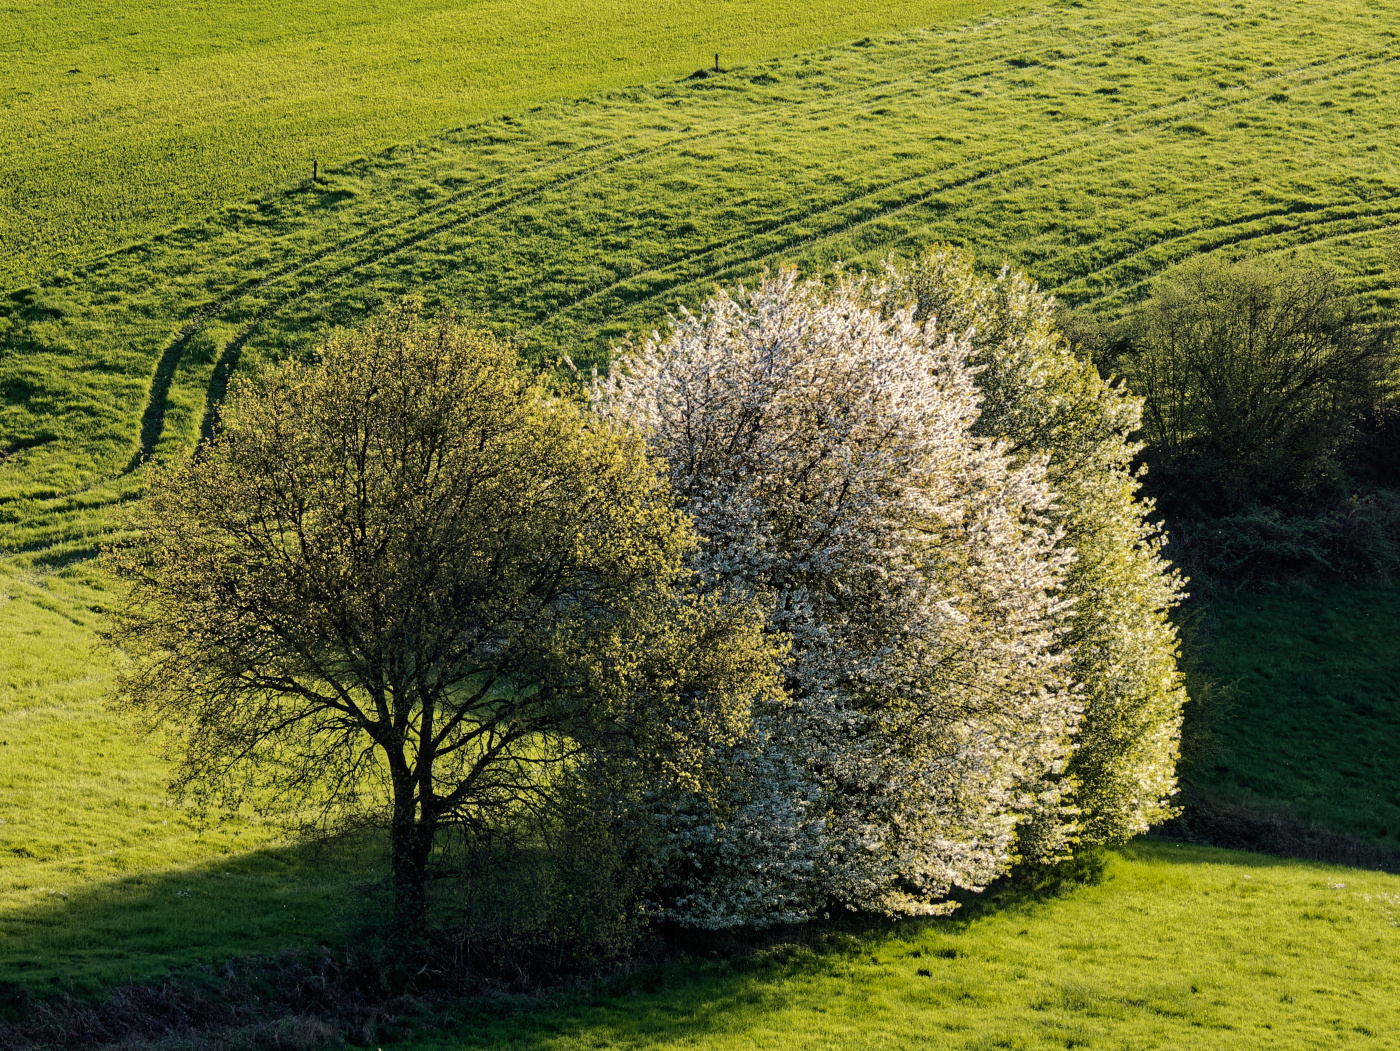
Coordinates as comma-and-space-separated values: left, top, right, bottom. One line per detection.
1164, 491, 1400, 594
1117, 256, 1393, 519
1067, 255, 1400, 589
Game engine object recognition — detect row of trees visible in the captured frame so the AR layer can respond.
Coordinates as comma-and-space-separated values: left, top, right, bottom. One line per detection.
110, 250, 1188, 932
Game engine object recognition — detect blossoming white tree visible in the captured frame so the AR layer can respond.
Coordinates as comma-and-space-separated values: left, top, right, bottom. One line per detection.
593, 269, 1080, 926
888, 248, 1187, 850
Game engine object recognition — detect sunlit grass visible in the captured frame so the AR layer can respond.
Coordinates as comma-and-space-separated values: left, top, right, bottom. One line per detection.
0, 0, 1007, 290
7, 0, 1400, 563
399, 841, 1400, 1049
0, 561, 378, 991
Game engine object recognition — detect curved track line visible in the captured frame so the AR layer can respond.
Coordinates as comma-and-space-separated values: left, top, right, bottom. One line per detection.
1076, 208, 1400, 309
141, 16, 1400, 455
523, 46, 1398, 337
1054, 194, 1400, 300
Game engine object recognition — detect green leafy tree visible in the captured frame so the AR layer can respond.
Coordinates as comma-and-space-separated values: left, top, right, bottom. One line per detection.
107, 302, 780, 927
1125, 257, 1391, 518
890, 248, 1188, 849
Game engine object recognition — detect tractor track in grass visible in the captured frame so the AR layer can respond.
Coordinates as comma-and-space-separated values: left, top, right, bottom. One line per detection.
1058, 193, 1400, 304
524, 44, 1400, 339
16, 37, 1045, 514
130, 128, 725, 464
88, 32, 1400, 462
126, 39, 1067, 461
1079, 207, 1400, 310
124, 0, 1243, 411
113, 0, 1285, 463
7, 0, 1398, 555
211, 33, 1393, 376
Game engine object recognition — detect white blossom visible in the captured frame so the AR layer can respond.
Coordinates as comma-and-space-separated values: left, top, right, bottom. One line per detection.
593, 269, 1080, 926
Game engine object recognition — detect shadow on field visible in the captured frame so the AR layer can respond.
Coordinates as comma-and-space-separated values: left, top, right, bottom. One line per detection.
12, 839, 1378, 1048
0, 838, 1116, 1048
0, 836, 385, 996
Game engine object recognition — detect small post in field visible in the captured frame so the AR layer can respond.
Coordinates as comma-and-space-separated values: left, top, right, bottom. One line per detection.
312, 158, 318, 183
714, 53, 720, 73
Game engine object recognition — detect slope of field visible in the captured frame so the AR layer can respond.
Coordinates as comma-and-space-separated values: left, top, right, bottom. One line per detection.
0, 0, 1007, 290
1192, 585, 1400, 848
6, 0, 1400, 565
4, 0, 1400, 1008
387, 842, 1400, 1050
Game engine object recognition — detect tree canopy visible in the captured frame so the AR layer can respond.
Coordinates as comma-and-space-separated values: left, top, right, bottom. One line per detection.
108, 302, 782, 926
595, 269, 1079, 926
1123, 257, 1391, 518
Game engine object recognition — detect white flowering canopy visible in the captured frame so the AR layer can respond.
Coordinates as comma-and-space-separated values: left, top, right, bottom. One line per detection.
593, 270, 1081, 926
888, 248, 1187, 849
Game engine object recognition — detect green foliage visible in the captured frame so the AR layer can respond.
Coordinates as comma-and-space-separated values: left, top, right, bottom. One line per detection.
105, 301, 781, 923
426, 831, 656, 988
894, 248, 1187, 850
0, 0, 999, 290
1117, 256, 1394, 519
1167, 492, 1400, 591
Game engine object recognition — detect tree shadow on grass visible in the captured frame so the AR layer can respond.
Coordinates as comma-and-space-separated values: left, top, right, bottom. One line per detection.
414, 849, 1126, 1050
0, 835, 388, 998
421, 837, 1400, 1051
7, 839, 1323, 1048
0, 837, 1115, 1046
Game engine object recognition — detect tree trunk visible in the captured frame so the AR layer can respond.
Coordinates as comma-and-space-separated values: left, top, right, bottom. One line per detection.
389, 775, 435, 933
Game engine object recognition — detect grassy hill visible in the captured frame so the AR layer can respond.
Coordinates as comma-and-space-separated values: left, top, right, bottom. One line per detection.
3, 0, 1400, 1040
0, 0, 1005, 291
7, 0, 1400, 561
1184, 584, 1400, 854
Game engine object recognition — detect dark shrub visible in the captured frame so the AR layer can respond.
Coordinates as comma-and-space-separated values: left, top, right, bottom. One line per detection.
1123, 257, 1392, 519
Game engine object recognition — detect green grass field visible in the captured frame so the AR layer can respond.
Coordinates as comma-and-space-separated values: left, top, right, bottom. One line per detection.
0, 558, 380, 992
1189, 584, 1400, 847
0, 0, 1007, 291
398, 841, 1400, 1050
4, 0, 1400, 1042
8, 0, 1400, 567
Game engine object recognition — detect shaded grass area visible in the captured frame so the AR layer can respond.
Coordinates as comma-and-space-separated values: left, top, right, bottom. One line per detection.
390, 841, 1400, 1050
0, 0, 1006, 290
1183, 584, 1400, 851
8, 841, 1400, 1047
0, 561, 379, 992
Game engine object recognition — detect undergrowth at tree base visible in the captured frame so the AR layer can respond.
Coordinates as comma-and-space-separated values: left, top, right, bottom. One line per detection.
1165, 491, 1400, 596
1163, 790, 1400, 875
